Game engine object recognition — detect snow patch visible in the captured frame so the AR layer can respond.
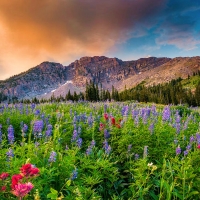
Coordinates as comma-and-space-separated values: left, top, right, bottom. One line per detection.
66, 80, 73, 84
51, 89, 56, 93
63, 80, 73, 85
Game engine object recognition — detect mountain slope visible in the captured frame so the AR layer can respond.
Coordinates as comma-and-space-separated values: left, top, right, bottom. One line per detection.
0, 56, 200, 99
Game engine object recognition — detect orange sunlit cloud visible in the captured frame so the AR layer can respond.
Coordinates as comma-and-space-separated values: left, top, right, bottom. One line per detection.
0, 0, 166, 80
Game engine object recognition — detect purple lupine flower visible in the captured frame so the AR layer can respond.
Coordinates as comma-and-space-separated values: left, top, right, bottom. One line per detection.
106, 145, 111, 155
184, 150, 188, 156
77, 126, 81, 135
70, 168, 78, 180
6, 148, 14, 161
31, 103, 36, 110
86, 140, 96, 155
71, 130, 78, 142
34, 109, 40, 115
48, 151, 57, 163
76, 138, 83, 148
176, 146, 181, 155
175, 110, 181, 123
103, 140, 109, 150
143, 146, 148, 158
127, 144, 132, 154
142, 112, 148, 124
22, 124, 28, 134
122, 105, 129, 116
33, 120, 44, 133
45, 117, 49, 125
149, 123, 154, 134
183, 115, 192, 130
162, 106, 171, 122
91, 140, 95, 147
65, 145, 69, 150
73, 116, 77, 123
190, 135, 195, 143
151, 105, 157, 116
87, 116, 93, 127
135, 153, 139, 160
183, 121, 189, 130
41, 114, 45, 120
174, 110, 181, 134
175, 123, 181, 134
8, 125, 15, 144
132, 109, 139, 118
45, 124, 53, 137
86, 147, 92, 155
103, 140, 111, 155
134, 115, 139, 126
196, 133, 200, 144
104, 129, 110, 139
186, 144, 191, 150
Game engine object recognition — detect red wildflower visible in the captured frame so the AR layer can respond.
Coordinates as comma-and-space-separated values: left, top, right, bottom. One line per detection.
0, 172, 9, 180
197, 144, 200, 149
99, 123, 105, 131
11, 174, 23, 189
1, 186, 6, 191
111, 117, 116, 125
104, 113, 109, 120
20, 163, 39, 177
11, 182, 34, 198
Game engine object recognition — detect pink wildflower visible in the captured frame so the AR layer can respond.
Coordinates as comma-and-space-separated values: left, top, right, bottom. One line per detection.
11, 182, 34, 198
1, 186, 6, 191
0, 172, 9, 180
11, 174, 23, 189
104, 113, 109, 120
20, 163, 39, 177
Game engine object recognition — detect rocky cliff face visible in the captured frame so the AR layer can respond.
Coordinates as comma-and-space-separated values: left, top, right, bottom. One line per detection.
0, 62, 66, 99
66, 56, 171, 88
0, 56, 200, 99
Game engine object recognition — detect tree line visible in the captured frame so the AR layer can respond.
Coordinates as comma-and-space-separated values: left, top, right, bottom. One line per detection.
1, 71, 200, 106
119, 78, 200, 106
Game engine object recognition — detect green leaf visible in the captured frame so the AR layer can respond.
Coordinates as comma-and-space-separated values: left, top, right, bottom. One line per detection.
50, 187, 58, 195
186, 191, 199, 198
66, 180, 71, 187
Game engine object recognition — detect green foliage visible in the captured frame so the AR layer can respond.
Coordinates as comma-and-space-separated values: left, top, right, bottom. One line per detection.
119, 75, 200, 106
0, 102, 200, 199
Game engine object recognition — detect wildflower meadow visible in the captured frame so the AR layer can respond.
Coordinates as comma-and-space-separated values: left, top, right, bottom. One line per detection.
0, 101, 200, 199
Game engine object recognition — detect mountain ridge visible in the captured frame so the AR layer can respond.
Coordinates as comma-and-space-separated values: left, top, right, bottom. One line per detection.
0, 56, 200, 99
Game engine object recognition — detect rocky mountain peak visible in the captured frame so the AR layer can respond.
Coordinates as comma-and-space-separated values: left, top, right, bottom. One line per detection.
0, 56, 200, 100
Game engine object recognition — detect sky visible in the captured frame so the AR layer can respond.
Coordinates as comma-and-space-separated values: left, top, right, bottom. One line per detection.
0, 0, 200, 80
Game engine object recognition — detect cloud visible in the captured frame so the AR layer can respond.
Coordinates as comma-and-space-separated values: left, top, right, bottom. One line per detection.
0, 0, 166, 79
155, 1, 200, 50
156, 15, 200, 50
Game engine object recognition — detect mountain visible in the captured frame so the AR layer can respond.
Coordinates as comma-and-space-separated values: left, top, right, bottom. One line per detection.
0, 56, 200, 99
